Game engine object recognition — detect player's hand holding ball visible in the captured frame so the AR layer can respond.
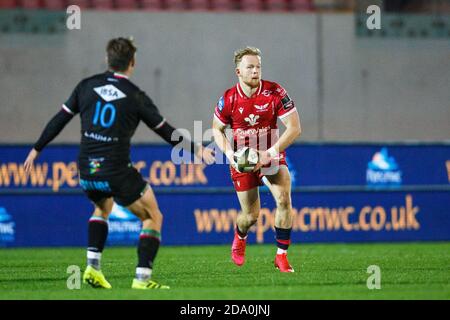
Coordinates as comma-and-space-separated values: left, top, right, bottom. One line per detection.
252, 148, 276, 172
232, 147, 259, 173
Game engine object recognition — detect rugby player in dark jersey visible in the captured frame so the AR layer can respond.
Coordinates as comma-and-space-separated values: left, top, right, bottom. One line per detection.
24, 37, 214, 290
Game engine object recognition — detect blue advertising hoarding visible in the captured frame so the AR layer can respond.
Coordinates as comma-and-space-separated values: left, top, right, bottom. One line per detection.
0, 143, 449, 247
0, 191, 449, 247
1, 143, 450, 191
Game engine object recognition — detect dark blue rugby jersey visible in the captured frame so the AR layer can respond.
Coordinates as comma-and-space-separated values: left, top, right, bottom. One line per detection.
63, 71, 166, 176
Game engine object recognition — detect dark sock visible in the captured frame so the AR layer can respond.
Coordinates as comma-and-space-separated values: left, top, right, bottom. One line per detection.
87, 216, 108, 269
236, 225, 247, 238
275, 227, 292, 251
137, 229, 161, 269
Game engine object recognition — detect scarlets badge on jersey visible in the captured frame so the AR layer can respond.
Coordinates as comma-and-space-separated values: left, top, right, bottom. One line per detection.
217, 96, 225, 112
94, 84, 127, 102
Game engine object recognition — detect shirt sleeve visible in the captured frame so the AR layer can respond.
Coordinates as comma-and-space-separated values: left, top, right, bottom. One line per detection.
214, 95, 231, 126
136, 91, 166, 130
275, 84, 297, 120
63, 82, 81, 115
33, 110, 74, 151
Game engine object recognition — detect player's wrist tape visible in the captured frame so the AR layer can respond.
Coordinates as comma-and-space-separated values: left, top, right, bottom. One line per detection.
267, 147, 278, 158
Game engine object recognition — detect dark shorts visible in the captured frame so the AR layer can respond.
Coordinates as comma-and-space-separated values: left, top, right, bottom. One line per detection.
79, 167, 148, 207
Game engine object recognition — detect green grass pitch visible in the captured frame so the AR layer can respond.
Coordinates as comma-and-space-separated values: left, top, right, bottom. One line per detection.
0, 242, 449, 300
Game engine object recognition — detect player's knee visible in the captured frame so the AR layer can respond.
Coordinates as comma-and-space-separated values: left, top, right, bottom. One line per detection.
276, 191, 292, 211
249, 216, 258, 226
93, 208, 110, 220
101, 211, 111, 220
247, 211, 259, 225
142, 218, 150, 228
146, 207, 163, 224
238, 210, 258, 227
102, 212, 111, 220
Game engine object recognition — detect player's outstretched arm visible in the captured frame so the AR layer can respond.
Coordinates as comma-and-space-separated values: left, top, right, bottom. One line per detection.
153, 121, 215, 165
24, 148, 40, 174
24, 109, 74, 173
138, 92, 214, 164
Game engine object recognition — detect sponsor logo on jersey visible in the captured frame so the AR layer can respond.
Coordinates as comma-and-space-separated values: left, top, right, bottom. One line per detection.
238, 107, 244, 114
244, 114, 259, 126
366, 148, 402, 185
94, 84, 126, 102
234, 125, 271, 137
254, 103, 269, 111
88, 157, 104, 175
217, 96, 225, 112
261, 90, 272, 97
84, 131, 118, 142
79, 179, 111, 192
281, 94, 293, 110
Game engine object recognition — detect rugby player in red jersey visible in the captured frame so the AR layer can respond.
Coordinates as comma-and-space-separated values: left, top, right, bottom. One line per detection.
212, 47, 302, 272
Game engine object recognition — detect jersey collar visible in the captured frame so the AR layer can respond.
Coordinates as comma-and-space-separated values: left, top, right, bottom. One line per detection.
236, 80, 263, 99
113, 72, 129, 79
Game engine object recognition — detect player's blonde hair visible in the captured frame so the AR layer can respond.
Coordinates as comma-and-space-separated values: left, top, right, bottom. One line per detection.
234, 47, 261, 67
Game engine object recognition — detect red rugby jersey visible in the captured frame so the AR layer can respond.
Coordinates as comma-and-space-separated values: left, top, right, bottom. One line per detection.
214, 80, 297, 151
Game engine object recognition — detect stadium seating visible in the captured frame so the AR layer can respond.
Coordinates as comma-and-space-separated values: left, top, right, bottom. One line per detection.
0, 0, 18, 8
43, 0, 67, 10
58, 0, 92, 9
190, 0, 211, 11
290, 0, 313, 11
72, 0, 92, 9
239, 0, 264, 12
141, 0, 163, 10
115, 0, 139, 9
0, 0, 315, 11
20, 0, 42, 9
211, 0, 236, 11
91, 0, 114, 9
266, 0, 289, 12
165, 0, 190, 11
